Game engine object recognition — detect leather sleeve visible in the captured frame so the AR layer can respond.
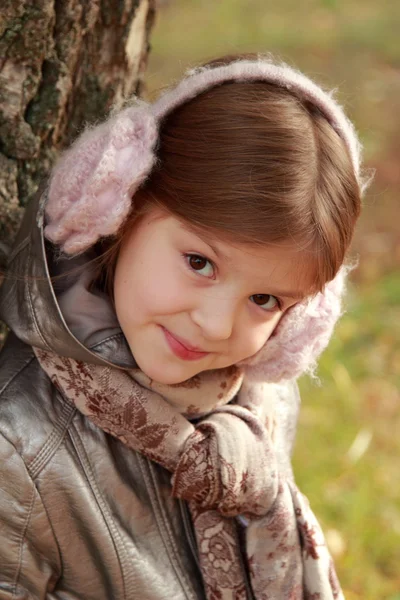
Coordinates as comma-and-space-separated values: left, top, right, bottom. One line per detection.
0, 433, 61, 599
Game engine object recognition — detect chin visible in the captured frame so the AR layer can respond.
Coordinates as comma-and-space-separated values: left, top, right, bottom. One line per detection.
147, 370, 197, 386
136, 358, 199, 386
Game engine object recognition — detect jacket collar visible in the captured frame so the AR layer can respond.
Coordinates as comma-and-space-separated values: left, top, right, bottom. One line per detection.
0, 187, 136, 369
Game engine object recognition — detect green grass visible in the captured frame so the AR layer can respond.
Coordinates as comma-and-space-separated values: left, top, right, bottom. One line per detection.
295, 272, 400, 599
147, 2, 400, 598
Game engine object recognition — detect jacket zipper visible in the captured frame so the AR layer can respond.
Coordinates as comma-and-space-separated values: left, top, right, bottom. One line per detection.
179, 499, 202, 573
234, 518, 256, 600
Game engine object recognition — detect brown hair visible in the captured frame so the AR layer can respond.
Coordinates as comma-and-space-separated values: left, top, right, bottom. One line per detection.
95, 53, 361, 301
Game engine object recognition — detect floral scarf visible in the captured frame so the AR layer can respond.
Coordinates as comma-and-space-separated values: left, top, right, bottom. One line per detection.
34, 348, 343, 600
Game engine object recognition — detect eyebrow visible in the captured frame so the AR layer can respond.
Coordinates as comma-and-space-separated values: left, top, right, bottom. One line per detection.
177, 220, 225, 261
177, 221, 309, 300
262, 289, 307, 300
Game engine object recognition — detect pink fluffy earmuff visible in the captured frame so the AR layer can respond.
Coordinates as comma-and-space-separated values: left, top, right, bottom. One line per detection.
43, 55, 365, 382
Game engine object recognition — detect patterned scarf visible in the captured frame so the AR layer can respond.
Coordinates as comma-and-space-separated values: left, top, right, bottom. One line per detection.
34, 348, 343, 600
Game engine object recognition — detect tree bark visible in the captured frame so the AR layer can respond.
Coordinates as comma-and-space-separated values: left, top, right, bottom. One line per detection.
0, 0, 156, 345
0, 0, 156, 266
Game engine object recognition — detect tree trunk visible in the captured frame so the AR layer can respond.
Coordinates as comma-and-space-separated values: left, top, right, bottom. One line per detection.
0, 0, 156, 266
0, 0, 156, 344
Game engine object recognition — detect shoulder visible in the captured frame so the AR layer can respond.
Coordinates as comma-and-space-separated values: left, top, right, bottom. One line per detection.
0, 417, 62, 595
274, 379, 301, 427
268, 379, 301, 483
263, 379, 301, 431
0, 333, 77, 470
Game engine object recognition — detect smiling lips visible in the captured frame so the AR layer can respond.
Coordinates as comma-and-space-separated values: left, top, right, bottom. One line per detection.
161, 326, 210, 361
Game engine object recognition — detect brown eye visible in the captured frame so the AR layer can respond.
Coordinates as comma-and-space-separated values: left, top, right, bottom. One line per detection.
189, 255, 207, 270
185, 254, 214, 277
251, 294, 278, 310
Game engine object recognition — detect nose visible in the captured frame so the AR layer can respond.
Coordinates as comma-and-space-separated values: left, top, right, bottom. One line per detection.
190, 292, 238, 342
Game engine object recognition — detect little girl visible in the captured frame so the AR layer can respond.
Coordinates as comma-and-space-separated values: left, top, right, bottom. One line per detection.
0, 53, 367, 599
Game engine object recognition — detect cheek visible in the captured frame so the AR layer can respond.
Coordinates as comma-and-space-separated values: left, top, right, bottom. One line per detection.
114, 255, 190, 324
236, 312, 282, 360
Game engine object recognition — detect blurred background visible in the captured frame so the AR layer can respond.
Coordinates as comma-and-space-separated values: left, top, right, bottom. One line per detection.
144, 2, 400, 599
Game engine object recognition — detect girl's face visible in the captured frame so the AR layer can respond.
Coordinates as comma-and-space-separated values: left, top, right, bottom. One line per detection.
114, 207, 314, 384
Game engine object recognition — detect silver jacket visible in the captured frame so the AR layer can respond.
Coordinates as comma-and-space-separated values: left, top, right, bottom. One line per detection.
0, 191, 301, 599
